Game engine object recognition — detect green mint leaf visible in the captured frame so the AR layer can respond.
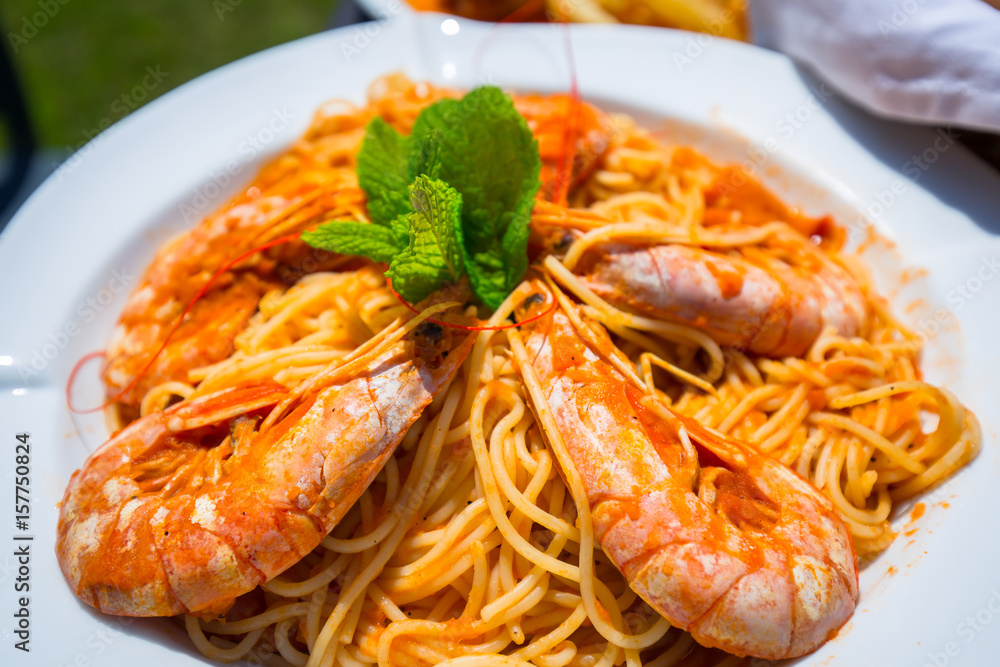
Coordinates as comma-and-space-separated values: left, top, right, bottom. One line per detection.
387, 213, 410, 251
408, 87, 541, 309
409, 173, 465, 279
312, 87, 542, 311
356, 117, 411, 245
301, 222, 400, 264
386, 176, 465, 304
407, 126, 448, 181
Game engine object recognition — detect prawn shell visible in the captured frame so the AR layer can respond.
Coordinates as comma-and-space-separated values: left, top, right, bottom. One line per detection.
579, 242, 866, 358
518, 304, 858, 659
57, 327, 474, 617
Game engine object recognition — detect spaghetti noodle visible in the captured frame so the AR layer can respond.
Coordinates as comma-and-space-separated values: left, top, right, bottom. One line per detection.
107, 75, 978, 666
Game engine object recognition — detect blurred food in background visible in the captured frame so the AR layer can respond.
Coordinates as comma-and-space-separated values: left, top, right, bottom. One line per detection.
407, 0, 747, 39
408, 0, 543, 22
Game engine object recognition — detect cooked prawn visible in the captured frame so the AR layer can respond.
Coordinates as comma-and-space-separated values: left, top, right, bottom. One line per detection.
103, 91, 610, 412
521, 91, 861, 359
59, 309, 474, 617
514, 292, 858, 659
101, 90, 592, 410
106, 83, 865, 413
569, 234, 868, 357
514, 94, 612, 201
103, 157, 366, 410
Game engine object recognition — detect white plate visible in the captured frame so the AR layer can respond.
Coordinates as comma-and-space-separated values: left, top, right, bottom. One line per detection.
2, 13, 1000, 667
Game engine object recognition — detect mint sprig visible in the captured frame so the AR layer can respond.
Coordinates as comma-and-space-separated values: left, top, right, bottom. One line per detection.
300, 222, 399, 264
409, 87, 541, 309
356, 117, 412, 247
385, 176, 465, 304
302, 86, 541, 310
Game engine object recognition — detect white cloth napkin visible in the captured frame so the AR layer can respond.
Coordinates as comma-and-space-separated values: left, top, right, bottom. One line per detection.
751, 0, 1000, 132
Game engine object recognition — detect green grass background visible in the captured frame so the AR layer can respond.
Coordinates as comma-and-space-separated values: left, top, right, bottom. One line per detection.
2, 0, 336, 149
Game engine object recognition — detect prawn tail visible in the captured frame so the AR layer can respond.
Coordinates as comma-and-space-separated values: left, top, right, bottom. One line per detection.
514, 296, 857, 660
